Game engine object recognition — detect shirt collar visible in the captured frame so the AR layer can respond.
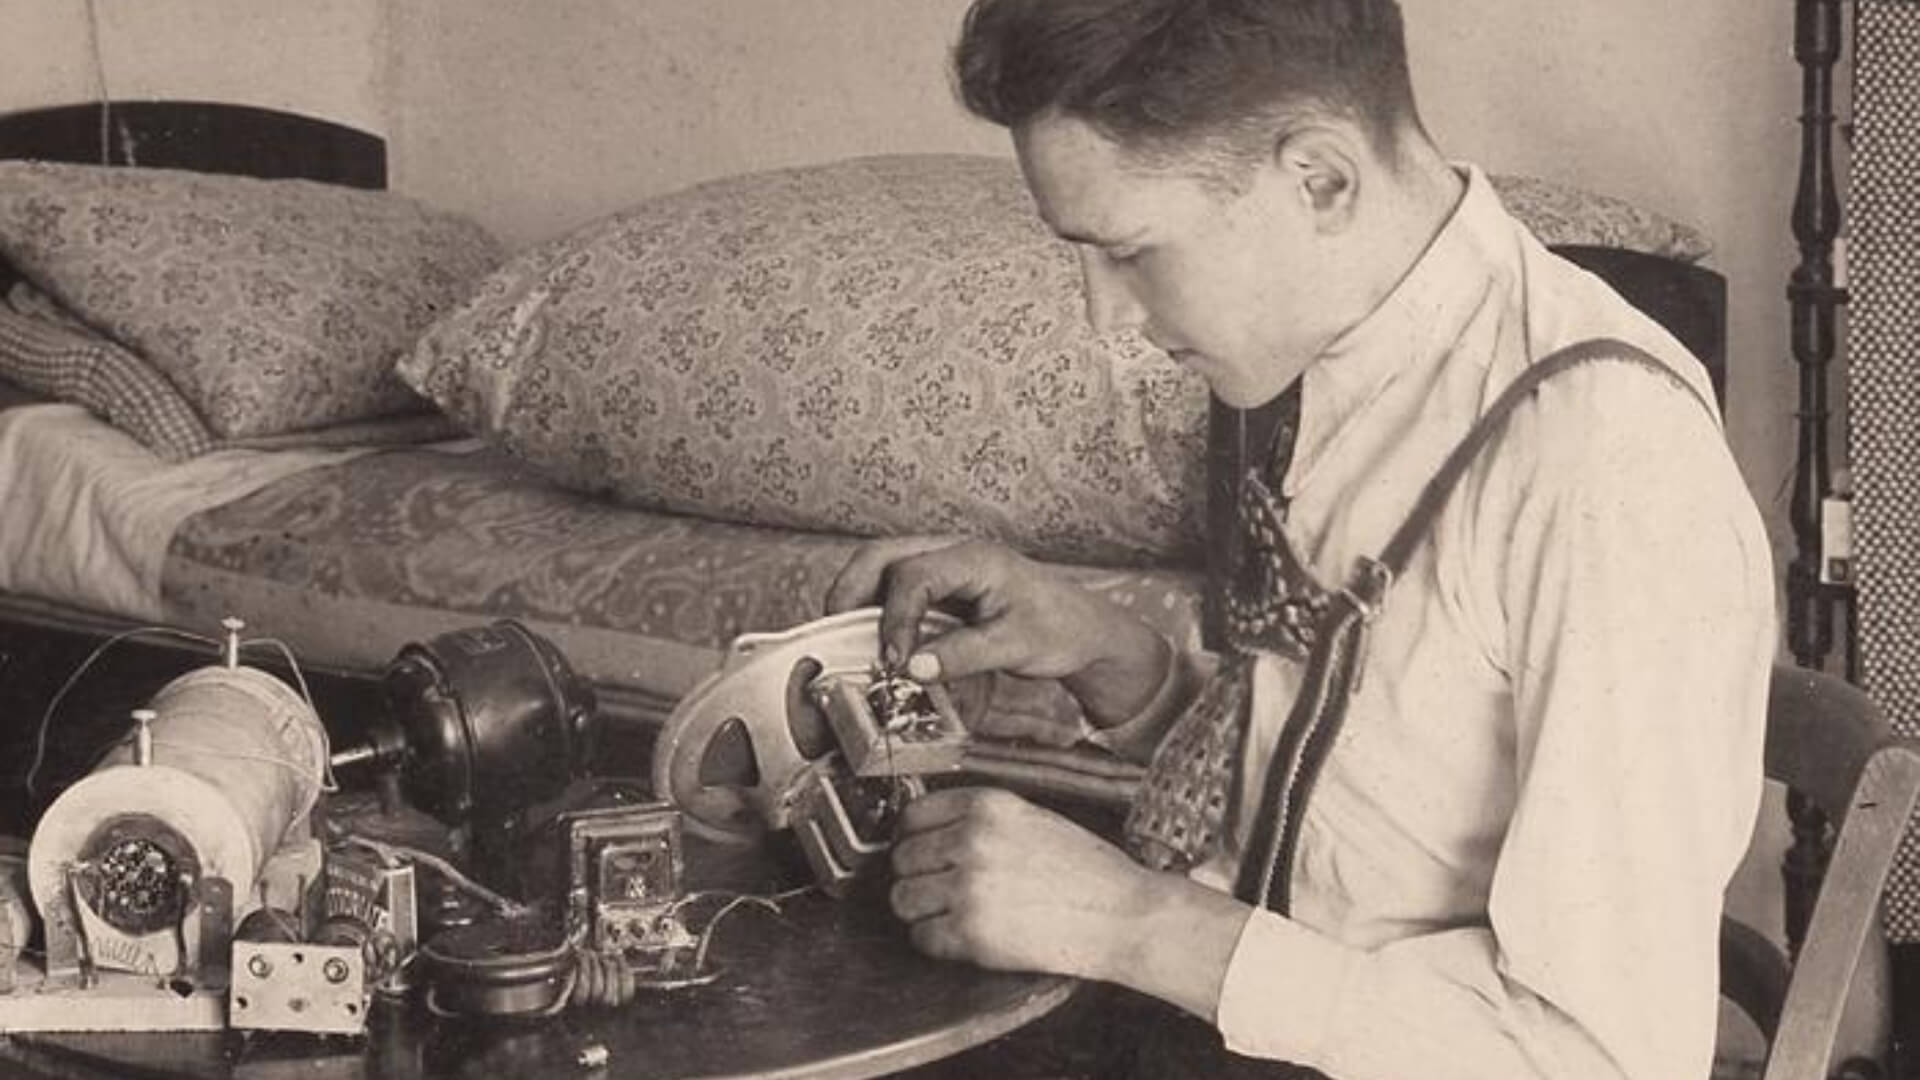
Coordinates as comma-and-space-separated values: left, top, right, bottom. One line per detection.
1283, 164, 1512, 497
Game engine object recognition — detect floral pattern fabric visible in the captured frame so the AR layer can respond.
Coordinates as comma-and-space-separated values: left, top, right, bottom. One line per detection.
0, 161, 504, 439
0, 281, 217, 460
164, 442, 1205, 711
1487, 174, 1712, 262
404, 154, 1212, 568
403, 155, 1712, 568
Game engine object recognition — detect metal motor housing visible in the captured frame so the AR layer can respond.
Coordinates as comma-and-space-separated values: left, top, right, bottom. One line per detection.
379, 620, 599, 828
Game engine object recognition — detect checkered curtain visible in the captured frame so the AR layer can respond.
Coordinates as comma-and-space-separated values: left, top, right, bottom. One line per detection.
1849, 0, 1920, 944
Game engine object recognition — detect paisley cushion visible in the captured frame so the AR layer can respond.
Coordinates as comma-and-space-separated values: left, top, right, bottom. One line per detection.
1489, 173, 1712, 262
0, 160, 504, 439
403, 154, 1210, 567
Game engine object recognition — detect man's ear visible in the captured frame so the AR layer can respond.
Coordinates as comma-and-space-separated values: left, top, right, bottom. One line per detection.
1273, 127, 1361, 229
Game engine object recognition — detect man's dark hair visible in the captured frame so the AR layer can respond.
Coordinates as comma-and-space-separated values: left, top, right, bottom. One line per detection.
954, 0, 1423, 166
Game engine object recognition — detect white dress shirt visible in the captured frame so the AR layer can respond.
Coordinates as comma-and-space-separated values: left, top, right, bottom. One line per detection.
1193, 167, 1776, 1079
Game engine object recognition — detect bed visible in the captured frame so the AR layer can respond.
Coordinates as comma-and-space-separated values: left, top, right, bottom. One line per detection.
0, 100, 1731, 812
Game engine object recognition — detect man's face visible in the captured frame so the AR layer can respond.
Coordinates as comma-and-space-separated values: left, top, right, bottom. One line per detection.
1013, 111, 1344, 408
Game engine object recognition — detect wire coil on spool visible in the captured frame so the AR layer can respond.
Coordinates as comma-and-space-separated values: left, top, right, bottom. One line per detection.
27, 659, 329, 963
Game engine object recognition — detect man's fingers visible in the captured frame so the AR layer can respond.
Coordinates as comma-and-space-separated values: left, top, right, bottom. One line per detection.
889, 868, 957, 923
906, 913, 974, 964
875, 544, 999, 669
896, 786, 986, 836
916, 618, 1071, 686
823, 535, 965, 615
893, 816, 968, 877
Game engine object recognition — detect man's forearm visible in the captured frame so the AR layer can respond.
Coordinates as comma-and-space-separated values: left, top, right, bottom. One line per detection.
1089, 867, 1249, 1022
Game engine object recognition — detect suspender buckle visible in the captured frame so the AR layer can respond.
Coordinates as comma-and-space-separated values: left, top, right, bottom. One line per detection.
1340, 557, 1394, 623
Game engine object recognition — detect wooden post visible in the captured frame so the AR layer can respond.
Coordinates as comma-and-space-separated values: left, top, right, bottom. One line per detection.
1784, 0, 1849, 962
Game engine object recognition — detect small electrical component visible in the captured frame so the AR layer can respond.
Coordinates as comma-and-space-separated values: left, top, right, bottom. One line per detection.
76, 816, 201, 940
655, 610, 980, 893
16, 620, 329, 1033
418, 915, 575, 1020
417, 804, 709, 1018
556, 803, 693, 961
228, 940, 367, 1035
791, 766, 925, 896
1, 852, 28, 996
811, 665, 968, 778
313, 842, 420, 998
784, 662, 965, 894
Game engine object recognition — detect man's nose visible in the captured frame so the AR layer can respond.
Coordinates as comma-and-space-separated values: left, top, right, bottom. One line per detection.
1078, 249, 1146, 336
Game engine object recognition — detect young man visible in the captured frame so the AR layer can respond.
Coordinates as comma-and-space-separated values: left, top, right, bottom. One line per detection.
826, 1, 1775, 1076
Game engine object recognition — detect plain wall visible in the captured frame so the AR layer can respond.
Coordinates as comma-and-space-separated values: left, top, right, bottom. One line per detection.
0, 0, 386, 137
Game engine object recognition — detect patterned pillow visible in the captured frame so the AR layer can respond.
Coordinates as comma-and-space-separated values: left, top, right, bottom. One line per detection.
1489, 174, 1712, 262
400, 154, 1713, 566
403, 154, 1211, 568
0, 161, 505, 439
0, 281, 217, 461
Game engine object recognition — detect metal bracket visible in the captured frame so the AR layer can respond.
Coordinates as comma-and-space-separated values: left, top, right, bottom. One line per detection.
229, 940, 367, 1035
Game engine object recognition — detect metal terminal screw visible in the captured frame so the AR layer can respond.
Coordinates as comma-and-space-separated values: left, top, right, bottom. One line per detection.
132, 709, 157, 766
221, 616, 246, 668
247, 953, 273, 979
323, 957, 350, 984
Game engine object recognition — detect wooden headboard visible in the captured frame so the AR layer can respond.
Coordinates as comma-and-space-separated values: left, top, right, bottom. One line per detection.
0, 100, 387, 294
1553, 244, 1728, 407
0, 100, 384, 183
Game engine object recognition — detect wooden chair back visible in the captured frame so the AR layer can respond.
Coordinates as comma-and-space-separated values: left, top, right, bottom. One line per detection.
1722, 664, 1920, 1080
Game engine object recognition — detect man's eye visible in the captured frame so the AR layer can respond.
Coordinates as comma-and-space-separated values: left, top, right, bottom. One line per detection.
1104, 246, 1142, 264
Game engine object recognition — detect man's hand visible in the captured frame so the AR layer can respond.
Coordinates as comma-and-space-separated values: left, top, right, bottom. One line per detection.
888, 787, 1246, 1020
889, 787, 1158, 977
825, 536, 1171, 731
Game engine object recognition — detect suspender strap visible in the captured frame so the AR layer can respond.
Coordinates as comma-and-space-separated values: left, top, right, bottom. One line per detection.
1373, 337, 1706, 578
1228, 337, 1712, 911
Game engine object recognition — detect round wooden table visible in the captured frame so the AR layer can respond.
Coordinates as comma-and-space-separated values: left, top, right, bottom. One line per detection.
0, 836, 1077, 1079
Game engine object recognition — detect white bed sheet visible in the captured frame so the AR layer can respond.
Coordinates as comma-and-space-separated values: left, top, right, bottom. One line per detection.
0, 404, 381, 622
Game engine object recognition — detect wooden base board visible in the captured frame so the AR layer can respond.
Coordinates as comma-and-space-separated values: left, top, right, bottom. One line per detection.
0, 959, 225, 1032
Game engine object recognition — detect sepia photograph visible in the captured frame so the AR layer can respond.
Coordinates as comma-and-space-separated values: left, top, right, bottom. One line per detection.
0, 2, 1914, 1077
